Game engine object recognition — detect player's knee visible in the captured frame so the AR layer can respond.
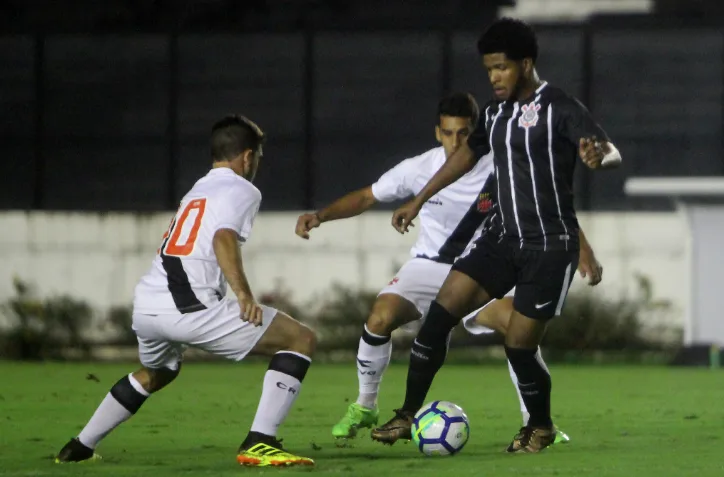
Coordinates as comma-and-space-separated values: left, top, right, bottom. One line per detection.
289, 324, 317, 357
479, 298, 513, 335
136, 365, 181, 393
366, 309, 396, 336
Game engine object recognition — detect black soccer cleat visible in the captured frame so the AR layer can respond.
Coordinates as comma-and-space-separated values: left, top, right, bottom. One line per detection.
55, 438, 101, 464
505, 426, 556, 453
370, 409, 414, 445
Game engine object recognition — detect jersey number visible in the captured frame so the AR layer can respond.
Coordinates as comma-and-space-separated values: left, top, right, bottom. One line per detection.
159, 198, 207, 257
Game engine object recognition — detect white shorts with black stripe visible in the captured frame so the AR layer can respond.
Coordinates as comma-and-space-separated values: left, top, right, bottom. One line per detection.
132, 297, 277, 370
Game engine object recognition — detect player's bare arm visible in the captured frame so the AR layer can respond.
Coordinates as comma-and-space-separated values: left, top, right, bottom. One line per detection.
295, 186, 377, 239
578, 228, 603, 286
579, 136, 622, 170
391, 145, 477, 234
213, 228, 263, 326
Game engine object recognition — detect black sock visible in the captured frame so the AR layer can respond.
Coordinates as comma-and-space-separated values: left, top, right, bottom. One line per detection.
401, 301, 458, 413
505, 345, 552, 428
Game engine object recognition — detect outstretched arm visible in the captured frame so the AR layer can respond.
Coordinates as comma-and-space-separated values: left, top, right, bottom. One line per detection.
295, 186, 378, 239
414, 146, 477, 209
391, 145, 478, 234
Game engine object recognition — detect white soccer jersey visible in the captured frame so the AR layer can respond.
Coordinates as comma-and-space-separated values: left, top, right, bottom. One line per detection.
133, 167, 261, 314
371, 147, 495, 263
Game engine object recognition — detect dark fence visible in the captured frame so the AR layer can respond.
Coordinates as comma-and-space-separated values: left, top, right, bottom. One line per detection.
1, 20, 723, 212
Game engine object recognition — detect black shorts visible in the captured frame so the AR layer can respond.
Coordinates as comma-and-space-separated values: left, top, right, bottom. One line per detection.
452, 232, 579, 320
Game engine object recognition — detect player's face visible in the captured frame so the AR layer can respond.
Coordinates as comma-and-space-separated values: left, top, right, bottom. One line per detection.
483, 53, 524, 101
435, 116, 473, 158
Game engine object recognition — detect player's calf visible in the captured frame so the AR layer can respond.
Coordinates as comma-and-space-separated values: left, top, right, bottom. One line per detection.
372, 301, 458, 445
56, 366, 180, 463
239, 313, 316, 466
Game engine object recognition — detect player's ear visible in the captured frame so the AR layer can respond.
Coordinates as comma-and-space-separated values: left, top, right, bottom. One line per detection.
522, 58, 534, 77
435, 125, 442, 144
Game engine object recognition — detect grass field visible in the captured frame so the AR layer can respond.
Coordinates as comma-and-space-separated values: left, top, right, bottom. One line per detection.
1, 361, 723, 476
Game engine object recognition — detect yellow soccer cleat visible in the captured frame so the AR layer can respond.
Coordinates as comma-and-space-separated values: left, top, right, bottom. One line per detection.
237, 438, 314, 467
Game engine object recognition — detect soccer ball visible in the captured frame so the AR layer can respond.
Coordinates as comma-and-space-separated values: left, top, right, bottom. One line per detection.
411, 401, 470, 456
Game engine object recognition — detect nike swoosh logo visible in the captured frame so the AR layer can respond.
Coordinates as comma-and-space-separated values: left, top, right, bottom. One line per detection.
535, 301, 552, 309
413, 340, 433, 350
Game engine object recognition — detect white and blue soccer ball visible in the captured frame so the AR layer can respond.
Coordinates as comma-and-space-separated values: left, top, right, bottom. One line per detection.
411, 401, 470, 456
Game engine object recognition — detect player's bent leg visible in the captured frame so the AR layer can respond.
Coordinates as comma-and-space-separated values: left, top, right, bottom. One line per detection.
334, 293, 421, 439
236, 311, 315, 467
55, 365, 181, 464
56, 313, 185, 465
372, 271, 492, 445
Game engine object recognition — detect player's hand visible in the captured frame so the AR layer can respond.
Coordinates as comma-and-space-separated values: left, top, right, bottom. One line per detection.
391, 199, 421, 234
579, 136, 609, 169
295, 212, 321, 240
578, 245, 603, 286
238, 295, 264, 326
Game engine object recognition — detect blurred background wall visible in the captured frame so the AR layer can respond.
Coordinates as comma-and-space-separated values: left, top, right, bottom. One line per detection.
1, 0, 721, 343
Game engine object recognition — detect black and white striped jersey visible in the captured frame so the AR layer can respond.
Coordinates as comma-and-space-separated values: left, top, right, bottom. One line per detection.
133, 168, 261, 314
468, 82, 609, 251
371, 147, 496, 264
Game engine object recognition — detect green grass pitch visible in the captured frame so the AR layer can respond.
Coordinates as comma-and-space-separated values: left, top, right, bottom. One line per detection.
1, 361, 723, 476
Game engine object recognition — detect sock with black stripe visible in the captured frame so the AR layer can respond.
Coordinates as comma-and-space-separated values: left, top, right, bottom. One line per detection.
247, 351, 312, 441
77, 374, 150, 449
356, 324, 392, 409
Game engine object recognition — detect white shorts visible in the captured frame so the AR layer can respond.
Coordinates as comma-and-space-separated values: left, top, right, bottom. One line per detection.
132, 297, 277, 370
378, 258, 514, 335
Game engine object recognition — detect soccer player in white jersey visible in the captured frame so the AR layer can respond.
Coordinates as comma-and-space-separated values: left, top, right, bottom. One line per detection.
55, 115, 316, 467
295, 93, 602, 441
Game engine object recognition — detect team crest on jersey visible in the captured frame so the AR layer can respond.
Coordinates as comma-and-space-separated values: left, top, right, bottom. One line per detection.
477, 192, 493, 213
518, 102, 541, 129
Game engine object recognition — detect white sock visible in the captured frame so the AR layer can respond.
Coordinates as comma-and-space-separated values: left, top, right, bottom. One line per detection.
250, 352, 311, 437
77, 374, 149, 449
355, 325, 392, 409
507, 347, 549, 426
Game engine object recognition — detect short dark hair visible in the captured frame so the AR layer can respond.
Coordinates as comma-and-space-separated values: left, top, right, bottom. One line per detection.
210, 115, 265, 162
437, 92, 480, 127
477, 18, 538, 63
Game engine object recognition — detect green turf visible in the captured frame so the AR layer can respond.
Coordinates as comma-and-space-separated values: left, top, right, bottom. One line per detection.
1, 361, 723, 476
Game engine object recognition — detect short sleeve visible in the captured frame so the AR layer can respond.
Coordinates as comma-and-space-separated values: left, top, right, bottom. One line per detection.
370, 157, 418, 202
214, 186, 262, 242
554, 96, 609, 146
467, 103, 493, 158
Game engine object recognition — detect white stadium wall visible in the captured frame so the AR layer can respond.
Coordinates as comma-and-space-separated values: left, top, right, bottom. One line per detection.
0, 211, 687, 329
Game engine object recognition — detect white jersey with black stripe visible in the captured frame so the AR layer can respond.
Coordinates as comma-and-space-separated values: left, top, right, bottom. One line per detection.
371, 147, 495, 264
133, 167, 261, 315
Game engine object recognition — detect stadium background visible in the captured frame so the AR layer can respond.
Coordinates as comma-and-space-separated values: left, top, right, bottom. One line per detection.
0, 0, 722, 361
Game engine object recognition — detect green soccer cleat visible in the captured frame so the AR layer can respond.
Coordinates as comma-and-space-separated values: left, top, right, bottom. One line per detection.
332, 403, 380, 439
554, 428, 571, 444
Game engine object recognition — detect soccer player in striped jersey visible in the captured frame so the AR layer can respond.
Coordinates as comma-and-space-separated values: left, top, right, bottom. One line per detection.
55, 115, 316, 467
295, 92, 602, 443
374, 18, 620, 453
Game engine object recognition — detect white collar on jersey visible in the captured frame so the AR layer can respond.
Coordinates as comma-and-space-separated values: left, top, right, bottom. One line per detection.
208, 167, 238, 176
